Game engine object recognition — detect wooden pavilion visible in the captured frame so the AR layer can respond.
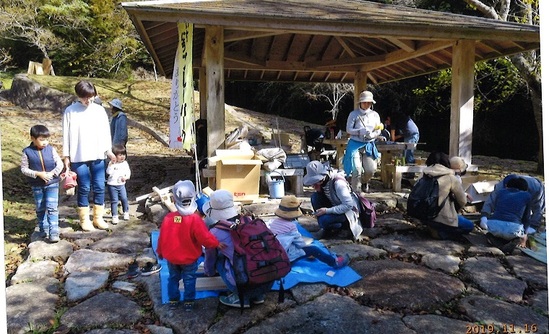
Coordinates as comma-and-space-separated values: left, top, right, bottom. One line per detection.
122, 0, 540, 164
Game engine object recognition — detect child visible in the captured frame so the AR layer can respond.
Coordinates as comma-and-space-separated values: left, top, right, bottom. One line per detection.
449, 156, 467, 185
109, 98, 128, 147
106, 144, 131, 224
266, 195, 350, 268
20, 125, 64, 242
480, 176, 532, 254
156, 180, 225, 312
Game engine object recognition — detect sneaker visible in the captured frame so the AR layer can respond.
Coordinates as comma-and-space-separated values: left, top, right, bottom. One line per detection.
37, 230, 47, 238
168, 301, 179, 310
123, 212, 130, 220
141, 262, 162, 276
485, 232, 506, 248
500, 238, 520, 255
112, 216, 119, 225
219, 293, 250, 308
127, 261, 140, 279
250, 295, 265, 305
183, 301, 194, 312
334, 254, 350, 269
49, 234, 60, 243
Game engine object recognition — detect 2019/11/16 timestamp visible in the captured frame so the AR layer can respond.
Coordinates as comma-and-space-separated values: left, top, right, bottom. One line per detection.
466, 323, 538, 334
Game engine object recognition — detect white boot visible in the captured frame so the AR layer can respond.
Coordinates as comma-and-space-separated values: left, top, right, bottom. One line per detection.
93, 204, 109, 229
78, 207, 95, 231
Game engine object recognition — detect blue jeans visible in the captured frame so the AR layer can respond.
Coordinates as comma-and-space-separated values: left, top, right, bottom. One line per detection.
32, 183, 59, 237
107, 184, 129, 216
403, 133, 420, 164
486, 219, 525, 240
311, 192, 348, 231
167, 261, 198, 302
72, 159, 106, 207
426, 215, 474, 240
302, 245, 336, 267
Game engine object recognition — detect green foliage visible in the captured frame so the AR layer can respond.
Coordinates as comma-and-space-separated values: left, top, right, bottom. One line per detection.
0, 0, 150, 78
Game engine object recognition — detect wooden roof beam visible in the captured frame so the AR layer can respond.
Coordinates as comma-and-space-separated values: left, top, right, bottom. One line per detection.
387, 37, 416, 52
335, 36, 356, 57
224, 51, 266, 67
362, 40, 453, 71
224, 30, 283, 42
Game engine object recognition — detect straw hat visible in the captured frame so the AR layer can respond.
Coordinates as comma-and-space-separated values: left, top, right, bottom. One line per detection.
275, 195, 302, 220
358, 91, 376, 104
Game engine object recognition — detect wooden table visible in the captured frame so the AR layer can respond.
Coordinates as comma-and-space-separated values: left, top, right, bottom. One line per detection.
376, 142, 418, 186
322, 138, 348, 170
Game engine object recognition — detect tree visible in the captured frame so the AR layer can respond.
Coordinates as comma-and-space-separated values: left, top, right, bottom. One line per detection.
462, 0, 541, 171
0, 0, 150, 78
304, 83, 354, 121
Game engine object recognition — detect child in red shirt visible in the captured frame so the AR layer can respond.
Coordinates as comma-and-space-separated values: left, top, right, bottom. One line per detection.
156, 180, 225, 312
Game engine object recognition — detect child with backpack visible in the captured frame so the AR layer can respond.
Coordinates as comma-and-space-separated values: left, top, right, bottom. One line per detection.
20, 125, 64, 242
415, 151, 473, 240
203, 189, 281, 308
156, 180, 225, 312
266, 195, 350, 268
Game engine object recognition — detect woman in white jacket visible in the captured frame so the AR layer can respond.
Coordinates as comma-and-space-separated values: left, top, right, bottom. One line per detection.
62, 80, 115, 231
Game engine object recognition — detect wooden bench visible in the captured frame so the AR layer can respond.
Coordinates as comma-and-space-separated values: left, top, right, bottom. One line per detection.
260, 168, 305, 196
384, 164, 427, 192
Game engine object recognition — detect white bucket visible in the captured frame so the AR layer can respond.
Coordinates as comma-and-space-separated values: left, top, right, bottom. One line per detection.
266, 171, 285, 199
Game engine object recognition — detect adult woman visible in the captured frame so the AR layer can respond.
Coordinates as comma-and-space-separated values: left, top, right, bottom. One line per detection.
343, 90, 384, 192
303, 160, 362, 241
62, 80, 115, 231
421, 151, 473, 239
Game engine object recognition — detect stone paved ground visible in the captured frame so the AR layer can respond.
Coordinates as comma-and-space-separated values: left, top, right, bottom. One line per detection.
6, 189, 548, 334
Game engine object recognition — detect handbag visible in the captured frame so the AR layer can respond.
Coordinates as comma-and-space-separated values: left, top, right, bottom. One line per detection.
61, 170, 77, 190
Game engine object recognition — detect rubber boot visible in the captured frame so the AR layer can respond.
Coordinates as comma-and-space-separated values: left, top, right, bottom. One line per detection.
93, 204, 109, 229
78, 206, 95, 232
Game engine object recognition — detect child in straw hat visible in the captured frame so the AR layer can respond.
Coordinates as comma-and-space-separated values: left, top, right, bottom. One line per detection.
266, 195, 350, 268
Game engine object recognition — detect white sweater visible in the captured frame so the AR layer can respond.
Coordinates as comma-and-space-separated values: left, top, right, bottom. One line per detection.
63, 101, 112, 162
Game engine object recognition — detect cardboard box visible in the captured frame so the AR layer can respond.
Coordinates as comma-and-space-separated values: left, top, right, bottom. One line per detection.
465, 180, 498, 204
271, 133, 291, 146
208, 149, 255, 165
216, 159, 262, 202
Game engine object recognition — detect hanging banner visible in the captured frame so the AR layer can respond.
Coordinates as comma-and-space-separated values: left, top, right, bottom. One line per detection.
169, 22, 194, 150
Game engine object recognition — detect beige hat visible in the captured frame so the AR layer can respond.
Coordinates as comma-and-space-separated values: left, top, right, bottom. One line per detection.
275, 195, 302, 220
303, 161, 329, 186
358, 91, 376, 104
450, 156, 468, 173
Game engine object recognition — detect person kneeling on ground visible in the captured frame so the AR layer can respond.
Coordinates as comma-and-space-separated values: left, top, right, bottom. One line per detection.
156, 180, 225, 312
481, 174, 545, 235
203, 189, 271, 308
479, 176, 531, 255
303, 160, 363, 241
422, 151, 474, 240
266, 195, 350, 268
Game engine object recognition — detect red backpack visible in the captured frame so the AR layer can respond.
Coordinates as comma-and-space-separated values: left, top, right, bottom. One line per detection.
217, 215, 291, 309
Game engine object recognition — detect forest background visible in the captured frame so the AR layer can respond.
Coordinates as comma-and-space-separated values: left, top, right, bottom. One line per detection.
0, 0, 541, 169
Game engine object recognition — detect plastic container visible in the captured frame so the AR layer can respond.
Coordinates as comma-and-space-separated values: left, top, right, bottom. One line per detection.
266, 171, 285, 199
